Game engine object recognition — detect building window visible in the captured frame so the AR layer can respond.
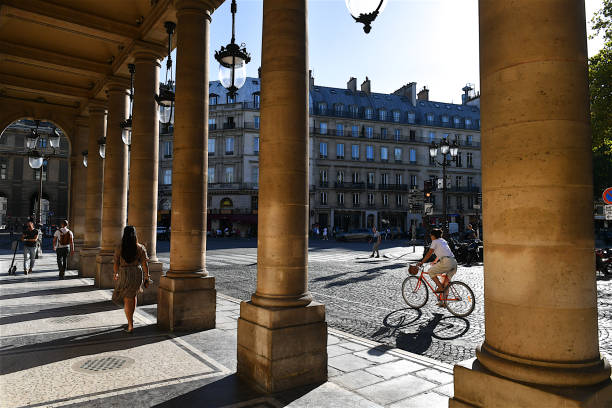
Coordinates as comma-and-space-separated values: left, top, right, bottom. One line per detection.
394, 147, 402, 162
394, 129, 401, 141
456, 176, 462, 188
410, 175, 417, 189
380, 146, 388, 161
467, 152, 473, 168
34, 161, 48, 181
396, 194, 403, 206
254, 137, 259, 154
336, 123, 344, 136
320, 170, 328, 185
457, 196, 463, 209
208, 167, 215, 183
320, 192, 328, 205
408, 112, 416, 123
383, 194, 389, 206
335, 104, 344, 116
351, 144, 359, 160
225, 167, 234, 183
454, 117, 461, 127
210, 94, 218, 105
164, 141, 173, 158
395, 174, 403, 185
252, 166, 259, 184
208, 118, 216, 130
337, 170, 344, 183
225, 137, 234, 155
38, 138, 47, 148
381, 128, 388, 139
208, 138, 215, 155
351, 125, 359, 137
163, 169, 172, 185
336, 143, 344, 159
366, 145, 374, 161
468, 195, 474, 209
429, 131, 435, 143
349, 105, 358, 117
368, 172, 375, 185
352, 172, 360, 183
320, 122, 327, 134
368, 193, 374, 205
409, 130, 416, 141
0, 161, 6, 180
366, 127, 373, 138
318, 102, 327, 114
254, 93, 260, 108
319, 142, 328, 158
426, 113, 434, 124
442, 115, 449, 125
467, 176, 474, 188
352, 193, 360, 205
409, 148, 416, 163
456, 152, 463, 167
379, 110, 386, 121
254, 116, 260, 129
467, 135, 473, 146
465, 118, 472, 128
365, 108, 373, 120
338, 192, 344, 205
381, 173, 388, 185
393, 111, 400, 122
227, 94, 236, 104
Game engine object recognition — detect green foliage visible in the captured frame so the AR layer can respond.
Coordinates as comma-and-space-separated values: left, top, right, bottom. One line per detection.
589, 0, 612, 196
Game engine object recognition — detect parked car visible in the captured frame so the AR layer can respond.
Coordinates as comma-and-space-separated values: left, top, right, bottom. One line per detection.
335, 228, 374, 242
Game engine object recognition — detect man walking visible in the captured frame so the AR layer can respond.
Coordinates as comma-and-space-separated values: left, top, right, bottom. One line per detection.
370, 226, 381, 258
53, 220, 74, 279
21, 221, 38, 275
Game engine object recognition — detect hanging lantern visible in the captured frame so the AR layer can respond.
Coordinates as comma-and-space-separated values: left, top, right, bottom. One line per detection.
120, 64, 135, 145
82, 150, 88, 167
98, 138, 106, 159
345, 0, 388, 33
26, 120, 40, 149
49, 127, 61, 149
156, 22, 176, 125
214, 0, 250, 97
28, 150, 44, 169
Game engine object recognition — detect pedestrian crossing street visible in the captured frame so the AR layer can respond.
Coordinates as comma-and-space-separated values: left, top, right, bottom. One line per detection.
158, 247, 423, 268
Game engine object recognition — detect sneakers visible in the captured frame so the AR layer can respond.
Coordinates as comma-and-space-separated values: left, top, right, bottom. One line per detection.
436, 300, 445, 307
375, 255, 380, 258
369, 254, 374, 258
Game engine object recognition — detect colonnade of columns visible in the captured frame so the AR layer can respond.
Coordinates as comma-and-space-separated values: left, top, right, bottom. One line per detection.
63, 0, 609, 403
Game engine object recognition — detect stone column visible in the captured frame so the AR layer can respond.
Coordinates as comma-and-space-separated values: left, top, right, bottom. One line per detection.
451, 1, 612, 407
129, 48, 164, 304
96, 81, 129, 288
237, 0, 327, 393
157, 0, 216, 331
80, 104, 106, 278
68, 117, 88, 272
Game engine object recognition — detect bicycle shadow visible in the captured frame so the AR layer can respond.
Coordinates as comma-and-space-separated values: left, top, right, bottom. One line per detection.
371, 308, 470, 356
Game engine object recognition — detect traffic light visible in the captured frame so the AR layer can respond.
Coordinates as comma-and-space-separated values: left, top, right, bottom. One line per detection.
424, 179, 433, 202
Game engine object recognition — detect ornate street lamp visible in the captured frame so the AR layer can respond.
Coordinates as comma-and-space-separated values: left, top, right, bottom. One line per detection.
345, 0, 388, 34
82, 150, 88, 168
26, 120, 40, 149
429, 139, 460, 235
49, 127, 61, 149
214, 0, 251, 97
120, 64, 135, 145
28, 150, 44, 169
98, 137, 106, 159
156, 22, 176, 125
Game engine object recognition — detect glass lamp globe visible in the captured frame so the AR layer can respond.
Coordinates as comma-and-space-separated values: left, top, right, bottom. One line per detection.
99, 143, 105, 159
26, 135, 39, 150
429, 144, 438, 158
49, 128, 61, 149
450, 141, 459, 157
218, 59, 247, 91
122, 128, 131, 146
440, 140, 450, 155
29, 153, 44, 169
83, 154, 88, 168
159, 105, 173, 124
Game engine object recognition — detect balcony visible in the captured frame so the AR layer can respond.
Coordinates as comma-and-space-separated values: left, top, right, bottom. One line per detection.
223, 122, 236, 130
334, 182, 365, 190
208, 183, 259, 190
319, 182, 329, 188
366, 183, 376, 190
378, 184, 409, 191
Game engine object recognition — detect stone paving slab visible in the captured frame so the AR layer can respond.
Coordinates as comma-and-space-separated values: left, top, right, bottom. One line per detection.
0, 253, 455, 407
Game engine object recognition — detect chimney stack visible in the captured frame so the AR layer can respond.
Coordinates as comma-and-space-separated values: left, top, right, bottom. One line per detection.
347, 77, 357, 92
309, 70, 314, 88
417, 86, 429, 101
361, 76, 371, 94
392, 82, 417, 107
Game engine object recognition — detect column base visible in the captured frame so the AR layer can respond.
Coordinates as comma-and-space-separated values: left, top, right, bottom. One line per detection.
80, 247, 100, 278
157, 275, 216, 331
68, 240, 83, 272
237, 301, 328, 393
138, 261, 163, 305
451, 359, 612, 408
95, 252, 115, 289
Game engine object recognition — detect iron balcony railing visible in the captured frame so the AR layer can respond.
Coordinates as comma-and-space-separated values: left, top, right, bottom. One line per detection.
378, 183, 409, 191
334, 182, 365, 190
208, 182, 259, 190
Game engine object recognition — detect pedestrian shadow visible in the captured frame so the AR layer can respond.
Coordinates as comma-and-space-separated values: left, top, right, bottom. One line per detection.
0, 272, 82, 285
0, 300, 118, 325
311, 263, 405, 288
0, 283, 98, 301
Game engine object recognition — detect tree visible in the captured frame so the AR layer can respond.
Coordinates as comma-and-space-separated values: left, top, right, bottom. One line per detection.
589, 0, 612, 196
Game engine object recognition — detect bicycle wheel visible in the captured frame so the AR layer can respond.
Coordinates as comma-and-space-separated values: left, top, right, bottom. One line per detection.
402, 276, 428, 308
444, 282, 475, 317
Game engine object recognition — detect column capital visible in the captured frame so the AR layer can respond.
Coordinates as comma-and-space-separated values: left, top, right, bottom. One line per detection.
87, 101, 107, 115
175, 0, 219, 16
132, 40, 166, 62
105, 77, 130, 94
75, 116, 89, 128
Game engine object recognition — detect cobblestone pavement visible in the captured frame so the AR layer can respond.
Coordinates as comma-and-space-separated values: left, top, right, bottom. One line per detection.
158, 239, 612, 366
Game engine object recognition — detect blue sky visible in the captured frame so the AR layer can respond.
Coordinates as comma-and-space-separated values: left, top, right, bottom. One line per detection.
168, 0, 606, 104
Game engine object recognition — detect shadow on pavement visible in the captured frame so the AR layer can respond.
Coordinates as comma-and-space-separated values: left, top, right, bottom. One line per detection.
313, 263, 405, 288
0, 300, 117, 326
0, 283, 97, 301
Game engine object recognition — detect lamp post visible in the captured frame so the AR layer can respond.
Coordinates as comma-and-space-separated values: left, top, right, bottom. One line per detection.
345, 0, 388, 33
120, 64, 135, 145
429, 139, 459, 235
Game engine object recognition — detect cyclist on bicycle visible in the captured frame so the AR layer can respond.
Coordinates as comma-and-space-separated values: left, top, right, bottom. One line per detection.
417, 228, 457, 294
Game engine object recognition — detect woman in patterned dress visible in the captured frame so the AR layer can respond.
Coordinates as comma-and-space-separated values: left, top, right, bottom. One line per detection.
112, 226, 150, 333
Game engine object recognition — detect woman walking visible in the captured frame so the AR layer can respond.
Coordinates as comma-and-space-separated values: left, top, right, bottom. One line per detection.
112, 226, 150, 333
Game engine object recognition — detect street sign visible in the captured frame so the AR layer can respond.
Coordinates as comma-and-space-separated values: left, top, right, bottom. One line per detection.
605, 205, 612, 221
603, 187, 612, 205
473, 204, 481, 210
424, 203, 434, 215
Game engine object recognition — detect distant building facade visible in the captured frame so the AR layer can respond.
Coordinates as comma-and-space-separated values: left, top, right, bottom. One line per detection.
0, 120, 70, 228
157, 75, 482, 236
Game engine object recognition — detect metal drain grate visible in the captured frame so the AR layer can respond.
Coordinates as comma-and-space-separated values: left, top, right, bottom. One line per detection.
73, 356, 135, 374
51, 316, 88, 324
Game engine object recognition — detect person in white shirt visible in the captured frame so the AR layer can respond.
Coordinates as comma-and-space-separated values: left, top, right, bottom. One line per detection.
323, 227, 328, 240
417, 228, 457, 293
53, 220, 74, 279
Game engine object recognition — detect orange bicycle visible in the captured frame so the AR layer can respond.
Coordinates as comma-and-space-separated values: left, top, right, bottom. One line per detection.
402, 263, 475, 317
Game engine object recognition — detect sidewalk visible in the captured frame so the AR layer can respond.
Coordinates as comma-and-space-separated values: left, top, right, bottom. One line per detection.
0, 253, 455, 407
